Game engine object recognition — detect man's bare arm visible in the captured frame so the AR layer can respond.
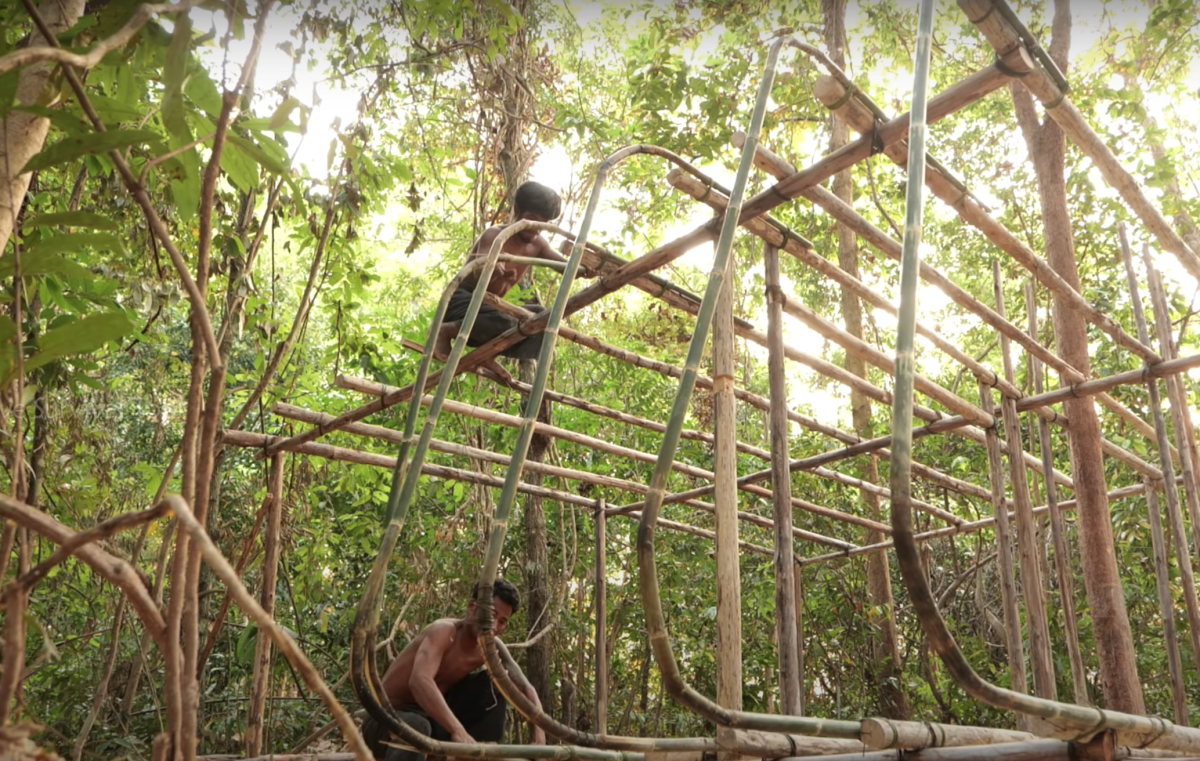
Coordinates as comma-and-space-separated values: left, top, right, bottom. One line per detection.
409, 624, 473, 742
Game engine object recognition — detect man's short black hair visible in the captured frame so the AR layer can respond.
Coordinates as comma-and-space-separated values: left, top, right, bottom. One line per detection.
513, 181, 561, 221
473, 578, 520, 613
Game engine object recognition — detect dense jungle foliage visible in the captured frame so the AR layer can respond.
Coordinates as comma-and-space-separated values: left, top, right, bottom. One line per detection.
1, 0, 1200, 757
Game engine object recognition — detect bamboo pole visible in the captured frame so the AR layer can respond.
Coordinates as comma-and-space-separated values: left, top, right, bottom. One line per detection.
595, 500, 608, 735
712, 205, 742, 722
1122, 237, 1200, 679
809, 73, 1159, 368
992, 263, 1055, 701
766, 241, 802, 716
977, 379, 1030, 724
725, 132, 1166, 474
957, 0, 1200, 289
246, 454, 285, 756
270, 402, 857, 550
1143, 478, 1188, 724
1025, 283, 1088, 705
1145, 255, 1200, 611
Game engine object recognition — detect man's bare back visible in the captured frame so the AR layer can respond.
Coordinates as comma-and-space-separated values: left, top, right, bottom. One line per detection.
381, 617, 483, 708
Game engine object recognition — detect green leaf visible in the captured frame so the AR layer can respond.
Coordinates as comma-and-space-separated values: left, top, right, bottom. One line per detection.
0, 255, 95, 282
22, 232, 126, 260
87, 95, 143, 124
269, 97, 301, 130
14, 104, 90, 135
21, 129, 162, 173
221, 141, 259, 192
23, 211, 118, 231
184, 65, 222, 116
161, 15, 192, 143
0, 69, 19, 119
21, 312, 135, 377
227, 132, 287, 174
236, 623, 258, 666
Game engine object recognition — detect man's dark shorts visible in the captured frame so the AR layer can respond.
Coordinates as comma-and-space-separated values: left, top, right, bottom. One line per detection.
362, 670, 506, 761
445, 287, 545, 362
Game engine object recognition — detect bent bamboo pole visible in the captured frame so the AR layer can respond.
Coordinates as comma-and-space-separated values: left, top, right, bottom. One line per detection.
958, 0, 1200, 288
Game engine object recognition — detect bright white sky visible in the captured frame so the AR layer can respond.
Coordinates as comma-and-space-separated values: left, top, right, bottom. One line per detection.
196, 0, 1200, 427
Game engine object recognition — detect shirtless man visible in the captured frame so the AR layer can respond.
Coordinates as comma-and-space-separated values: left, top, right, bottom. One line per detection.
361, 579, 545, 761
432, 181, 593, 383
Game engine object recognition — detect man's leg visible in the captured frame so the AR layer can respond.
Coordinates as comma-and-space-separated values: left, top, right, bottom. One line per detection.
362, 711, 434, 761
440, 670, 507, 743
500, 304, 547, 363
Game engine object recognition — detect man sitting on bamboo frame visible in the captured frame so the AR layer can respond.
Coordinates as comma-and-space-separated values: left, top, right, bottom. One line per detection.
362, 578, 546, 761
432, 181, 594, 383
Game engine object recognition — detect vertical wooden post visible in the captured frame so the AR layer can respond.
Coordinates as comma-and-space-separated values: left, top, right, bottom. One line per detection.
992, 263, 1055, 701
714, 239, 742, 718
1145, 478, 1189, 724
246, 454, 285, 757
793, 558, 805, 715
764, 242, 802, 715
595, 499, 608, 735
976, 379, 1029, 729
1025, 283, 1088, 704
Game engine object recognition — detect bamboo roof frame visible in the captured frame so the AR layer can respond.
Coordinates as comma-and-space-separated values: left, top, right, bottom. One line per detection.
224, 5, 1200, 755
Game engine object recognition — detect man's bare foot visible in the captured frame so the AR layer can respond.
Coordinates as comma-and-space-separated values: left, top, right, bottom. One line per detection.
433, 323, 458, 363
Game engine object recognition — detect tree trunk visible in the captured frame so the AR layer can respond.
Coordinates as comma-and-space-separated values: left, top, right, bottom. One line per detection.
1010, 0, 1144, 714
823, 0, 910, 720
0, 0, 88, 254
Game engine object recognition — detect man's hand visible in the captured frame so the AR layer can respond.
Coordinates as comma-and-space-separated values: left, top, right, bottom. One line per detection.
578, 265, 600, 280
449, 728, 475, 746
531, 727, 547, 746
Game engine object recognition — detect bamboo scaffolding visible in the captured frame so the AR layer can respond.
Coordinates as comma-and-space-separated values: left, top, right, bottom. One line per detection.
1119, 233, 1200, 682
992, 263, 1056, 701
799, 479, 1180, 567
1025, 283, 1088, 705
594, 500, 608, 735
957, 0, 1200, 289
765, 242, 802, 715
221, 430, 781, 559
718, 135, 1164, 480
277, 400, 856, 550
1142, 478, 1188, 724
977, 379, 1030, 717
808, 71, 1162, 370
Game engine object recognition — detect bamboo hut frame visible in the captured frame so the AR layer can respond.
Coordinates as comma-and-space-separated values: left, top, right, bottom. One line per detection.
210, 3, 1200, 758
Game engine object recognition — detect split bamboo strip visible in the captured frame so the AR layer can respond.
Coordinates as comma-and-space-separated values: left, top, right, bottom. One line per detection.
766, 242, 802, 715
958, 0, 1200, 288
336, 374, 887, 536
737, 59, 1013, 221
722, 133, 1163, 480
993, 263, 1055, 701
1025, 282, 1088, 705
222, 430, 779, 558
977, 379, 1030, 720
270, 402, 855, 550
594, 500, 608, 734
799, 479, 1179, 567
810, 71, 1161, 368
1146, 258, 1200, 617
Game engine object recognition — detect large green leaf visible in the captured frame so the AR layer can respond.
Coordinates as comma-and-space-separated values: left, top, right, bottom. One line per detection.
23, 212, 118, 232
21, 232, 125, 260
161, 15, 192, 143
21, 312, 135, 376
21, 129, 163, 173
227, 132, 287, 174
87, 95, 144, 124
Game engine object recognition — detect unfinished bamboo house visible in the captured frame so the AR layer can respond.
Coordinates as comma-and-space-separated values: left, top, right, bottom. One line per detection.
222, 1, 1200, 759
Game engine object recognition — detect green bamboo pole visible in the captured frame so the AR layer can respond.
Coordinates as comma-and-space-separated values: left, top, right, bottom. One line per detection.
887, 2, 1200, 750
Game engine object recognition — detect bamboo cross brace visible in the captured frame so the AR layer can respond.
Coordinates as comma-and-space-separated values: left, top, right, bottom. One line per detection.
958, 0, 1200, 288
269, 402, 857, 551
809, 71, 1161, 367
721, 133, 1166, 481
809, 75, 1170, 457
334, 375, 887, 535
222, 430, 783, 558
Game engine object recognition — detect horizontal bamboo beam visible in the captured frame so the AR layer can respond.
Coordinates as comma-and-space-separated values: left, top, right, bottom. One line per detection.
738, 61, 1014, 221
957, 0, 1200, 289
223, 430, 781, 558
723, 133, 1164, 482
809, 73, 1173, 462
271, 402, 856, 551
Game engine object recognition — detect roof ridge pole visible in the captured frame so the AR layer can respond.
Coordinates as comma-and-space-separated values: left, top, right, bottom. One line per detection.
1025, 282, 1089, 706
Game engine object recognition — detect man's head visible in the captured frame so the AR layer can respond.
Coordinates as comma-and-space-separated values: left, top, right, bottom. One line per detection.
468, 578, 521, 636
512, 181, 561, 242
